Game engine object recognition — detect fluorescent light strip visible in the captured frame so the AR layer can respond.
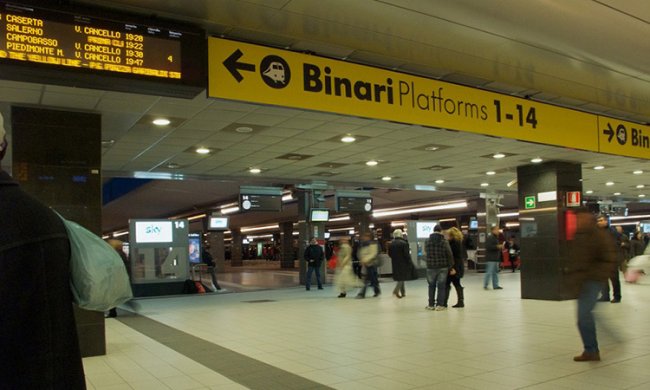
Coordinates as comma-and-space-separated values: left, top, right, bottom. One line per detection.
221, 206, 240, 214
329, 215, 350, 222
372, 201, 467, 218
240, 224, 279, 233
610, 214, 650, 221
113, 231, 129, 237
328, 226, 356, 232
611, 222, 641, 226
187, 214, 207, 221
438, 218, 457, 222
505, 222, 520, 227
497, 212, 519, 218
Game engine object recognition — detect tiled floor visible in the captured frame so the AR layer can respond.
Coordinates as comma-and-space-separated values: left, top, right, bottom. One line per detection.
84, 270, 650, 389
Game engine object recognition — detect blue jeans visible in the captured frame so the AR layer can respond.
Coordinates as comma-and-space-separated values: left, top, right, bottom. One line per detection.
426, 268, 448, 307
577, 280, 602, 353
306, 265, 322, 289
358, 266, 380, 297
483, 262, 500, 288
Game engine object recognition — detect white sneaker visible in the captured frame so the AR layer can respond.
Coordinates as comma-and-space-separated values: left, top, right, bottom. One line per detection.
435, 306, 447, 311
425, 306, 435, 310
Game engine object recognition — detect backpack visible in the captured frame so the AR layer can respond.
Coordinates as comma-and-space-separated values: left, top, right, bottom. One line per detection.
58, 215, 133, 311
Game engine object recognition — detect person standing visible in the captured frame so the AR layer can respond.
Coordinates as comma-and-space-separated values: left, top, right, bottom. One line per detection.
202, 245, 222, 291
484, 226, 504, 290
424, 224, 454, 310
597, 215, 622, 303
334, 237, 358, 297
389, 229, 411, 298
356, 232, 381, 298
304, 237, 324, 290
0, 113, 86, 388
444, 227, 465, 308
568, 208, 617, 361
630, 230, 646, 258
504, 236, 520, 272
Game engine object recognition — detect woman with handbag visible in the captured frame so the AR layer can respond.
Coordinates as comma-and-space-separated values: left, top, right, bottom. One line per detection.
334, 237, 359, 297
444, 227, 466, 308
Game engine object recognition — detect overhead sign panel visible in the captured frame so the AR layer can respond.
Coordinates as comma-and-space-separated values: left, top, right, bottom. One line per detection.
598, 117, 650, 159
208, 37, 600, 153
0, 1, 205, 97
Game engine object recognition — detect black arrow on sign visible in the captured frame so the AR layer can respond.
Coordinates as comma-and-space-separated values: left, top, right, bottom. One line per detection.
223, 49, 255, 83
603, 123, 614, 143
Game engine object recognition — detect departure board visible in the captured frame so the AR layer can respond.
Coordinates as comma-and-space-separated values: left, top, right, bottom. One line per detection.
0, 2, 205, 98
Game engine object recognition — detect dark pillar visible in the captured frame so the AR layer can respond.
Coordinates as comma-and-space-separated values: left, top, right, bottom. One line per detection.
207, 231, 225, 273
475, 194, 500, 271
517, 161, 582, 300
280, 221, 295, 269
230, 228, 243, 266
11, 106, 105, 357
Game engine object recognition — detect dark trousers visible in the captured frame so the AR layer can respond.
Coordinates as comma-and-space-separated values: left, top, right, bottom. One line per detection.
358, 266, 380, 297
600, 269, 621, 301
444, 273, 463, 306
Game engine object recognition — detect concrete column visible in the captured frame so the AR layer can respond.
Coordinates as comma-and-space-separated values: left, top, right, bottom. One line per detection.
230, 228, 243, 267
517, 161, 582, 300
207, 231, 226, 273
280, 221, 295, 269
475, 193, 500, 271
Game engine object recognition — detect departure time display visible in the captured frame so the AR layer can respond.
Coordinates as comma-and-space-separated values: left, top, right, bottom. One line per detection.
0, 2, 182, 79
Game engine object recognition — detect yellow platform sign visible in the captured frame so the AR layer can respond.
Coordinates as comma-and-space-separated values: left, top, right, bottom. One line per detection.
598, 117, 650, 159
208, 38, 647, 158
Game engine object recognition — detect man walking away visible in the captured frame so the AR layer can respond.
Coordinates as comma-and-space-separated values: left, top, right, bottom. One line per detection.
484, 226, 504, 290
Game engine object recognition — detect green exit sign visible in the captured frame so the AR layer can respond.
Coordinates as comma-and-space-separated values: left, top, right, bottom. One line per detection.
525, 196, 536, 209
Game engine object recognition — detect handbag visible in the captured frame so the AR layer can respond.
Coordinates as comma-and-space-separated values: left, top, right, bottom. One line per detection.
408, 261, 419, 280
327, 256, 338, 270
58, 214, 133, 311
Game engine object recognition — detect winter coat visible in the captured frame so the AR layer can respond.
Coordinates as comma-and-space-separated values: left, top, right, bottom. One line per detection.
0, 170, 86, 389
449, 237, 465, 277
304, 244, 324, 267
389, 237, 411, 281
485, 233, 502, 262
567, 224, 618, 294
424, 232, 453, 269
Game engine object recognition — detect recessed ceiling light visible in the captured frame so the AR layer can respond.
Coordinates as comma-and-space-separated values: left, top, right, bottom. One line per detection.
249, 168, 261, 174
633, 170, 643, 175
341, 135, 356, 143
639, 194, 646, 198
425, 146, 439, 151
585, 190, 594, 194
166, 162, 180, 169
152, 118, 171, 126
486, 171, 496, 175
614, 192, 621, 196
235, 126, 253, 133
492, 153, 506, 159
531, 157, 543, 163
435, 179, 445, 184
381, 176, 392, 181
605, 181, 615, 186
480, 182, 489, 187
637, 184, 645, 189
593, 165, 605, 170
366, 160, 378, 166
196, 147, 211, 155
101, 139, 115, 146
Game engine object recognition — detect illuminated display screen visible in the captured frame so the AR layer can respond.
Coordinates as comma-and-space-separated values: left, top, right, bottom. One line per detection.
336, 196, 373, 213
0, 2, 204, 97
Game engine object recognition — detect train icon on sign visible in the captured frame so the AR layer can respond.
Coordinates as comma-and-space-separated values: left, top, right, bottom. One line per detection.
263, 62, 286, 84
260, 55, 290, 89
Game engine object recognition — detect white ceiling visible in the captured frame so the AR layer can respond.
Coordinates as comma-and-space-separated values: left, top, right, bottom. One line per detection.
0, 0, 648, 232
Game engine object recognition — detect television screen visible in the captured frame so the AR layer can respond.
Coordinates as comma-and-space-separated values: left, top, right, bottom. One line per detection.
310, 208, 330, 222
642, 223, 650, 234
469, 219, 479, 230
416, 222, 437, 239
188, 234, 201, 264
134, 221, 173, 243
208, 216, 229, 230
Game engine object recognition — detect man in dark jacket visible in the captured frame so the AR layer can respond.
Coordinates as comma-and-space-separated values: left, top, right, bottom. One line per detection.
484, 226, 504, 290
304, 237, 324, 290
597, 215, 622, 303
0, 113, 86, 388
424, 225, 454, 310
568, 208, 617, 361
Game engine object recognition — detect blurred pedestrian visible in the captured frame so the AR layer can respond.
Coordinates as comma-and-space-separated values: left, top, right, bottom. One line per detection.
334, 237, 359, 297
356, 232, 381, 298
597, 215, 622, 303
484, 226, 504, 290
567, 208, 617, 362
